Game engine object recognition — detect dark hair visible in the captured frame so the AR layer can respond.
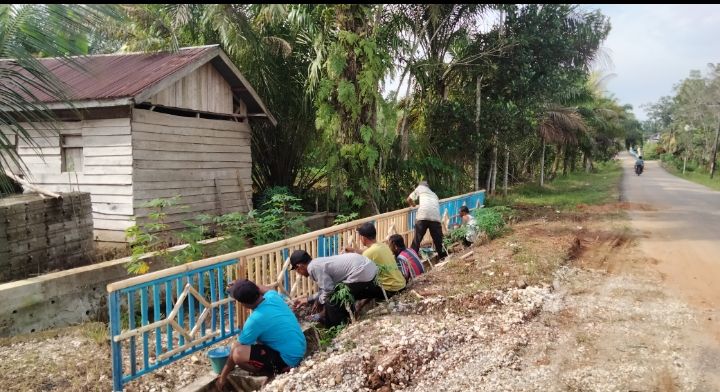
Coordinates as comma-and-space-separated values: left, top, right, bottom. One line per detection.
388, 234, 406, 251
229, 279, 260, 304
460, 206, 470, 214
290, 249, 312, 270
357, 222, 377, 240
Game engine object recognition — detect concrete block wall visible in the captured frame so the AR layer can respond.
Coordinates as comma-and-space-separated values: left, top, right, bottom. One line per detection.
0, 192, 95, 283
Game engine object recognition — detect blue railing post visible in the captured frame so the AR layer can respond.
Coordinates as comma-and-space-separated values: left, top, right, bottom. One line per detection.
317, 235, 325, 257
109, 291, 123, 392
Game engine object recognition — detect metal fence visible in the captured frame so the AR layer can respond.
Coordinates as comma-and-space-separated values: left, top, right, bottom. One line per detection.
107, 190, 485, 391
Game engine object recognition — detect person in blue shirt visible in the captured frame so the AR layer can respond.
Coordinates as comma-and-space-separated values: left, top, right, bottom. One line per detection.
216, 279, 306, 390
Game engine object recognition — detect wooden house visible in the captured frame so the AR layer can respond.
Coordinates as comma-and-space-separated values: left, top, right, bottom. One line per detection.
2, 45, 275, 243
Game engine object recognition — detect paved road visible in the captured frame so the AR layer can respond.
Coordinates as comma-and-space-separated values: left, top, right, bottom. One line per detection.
620, 152, 720, 333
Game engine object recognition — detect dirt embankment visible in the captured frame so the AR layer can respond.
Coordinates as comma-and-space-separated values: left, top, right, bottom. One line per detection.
262, 206, 719, 392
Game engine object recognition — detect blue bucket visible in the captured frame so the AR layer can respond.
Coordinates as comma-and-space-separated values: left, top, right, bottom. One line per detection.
207, 346, 231, 374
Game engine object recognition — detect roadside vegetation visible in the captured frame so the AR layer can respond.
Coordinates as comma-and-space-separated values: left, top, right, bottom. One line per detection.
491, 160, 622, 210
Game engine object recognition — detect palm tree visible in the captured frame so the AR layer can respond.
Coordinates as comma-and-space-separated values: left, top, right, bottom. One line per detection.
537, 105, 588, 185
0, 4, 116, 192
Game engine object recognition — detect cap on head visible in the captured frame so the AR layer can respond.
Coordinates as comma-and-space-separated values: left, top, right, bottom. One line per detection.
229, 279, 260, 305
356, 222, 377, 240
290, 249, 312, 270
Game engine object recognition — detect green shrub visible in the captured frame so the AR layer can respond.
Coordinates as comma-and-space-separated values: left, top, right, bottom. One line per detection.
125, 192, 309, 275
125, 196, 182, 274
643, 142, 660, 160
473, 206, 512, 240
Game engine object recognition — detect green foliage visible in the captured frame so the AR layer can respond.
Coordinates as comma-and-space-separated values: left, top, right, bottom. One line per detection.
27, 4, 633, 218
125, 196, 181, 274
317, 324, 346, 350
333, 212, 359, 225
643, 142, 660, 160
124, 193, 309, 274
660, 158, 720, 191
473, 206, 512, 240
443, 225, 470, 250
330, 282, 355, 307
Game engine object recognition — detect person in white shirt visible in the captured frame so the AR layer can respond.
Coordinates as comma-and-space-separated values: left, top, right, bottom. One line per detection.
406, 180, 447, 259
459, 205, 478, 245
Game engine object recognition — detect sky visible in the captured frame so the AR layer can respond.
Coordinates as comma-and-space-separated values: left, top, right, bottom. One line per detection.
584, 4, 720, 121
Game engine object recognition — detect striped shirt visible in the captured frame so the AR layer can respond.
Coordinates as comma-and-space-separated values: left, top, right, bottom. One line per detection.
396, 248, 425, 280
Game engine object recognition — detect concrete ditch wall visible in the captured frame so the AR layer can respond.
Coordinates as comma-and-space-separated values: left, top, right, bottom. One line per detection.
0, 237, 223, 337
0, 192, 95, 283
0, 252, 170, 337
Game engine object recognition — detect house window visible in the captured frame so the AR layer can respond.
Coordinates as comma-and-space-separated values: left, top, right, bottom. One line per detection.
61, 134, 83, 172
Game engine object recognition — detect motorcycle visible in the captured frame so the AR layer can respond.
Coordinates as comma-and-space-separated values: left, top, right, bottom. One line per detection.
635, 164, 643, 176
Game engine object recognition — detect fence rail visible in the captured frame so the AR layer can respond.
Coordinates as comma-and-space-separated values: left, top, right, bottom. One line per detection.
108, 190, 485, 391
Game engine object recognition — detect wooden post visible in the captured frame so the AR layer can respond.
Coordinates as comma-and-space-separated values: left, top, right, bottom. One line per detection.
213, 178, 224, 215
236, 171, 252, 212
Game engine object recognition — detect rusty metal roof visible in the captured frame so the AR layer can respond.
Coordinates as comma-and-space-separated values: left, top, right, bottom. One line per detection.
3, 45, 275, 123
23, 46, 216, 103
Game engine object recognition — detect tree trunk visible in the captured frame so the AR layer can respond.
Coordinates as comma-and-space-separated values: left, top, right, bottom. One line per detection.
503, 144, 509, 196
399, 78, 414, 160
710, 118, 720, 179
683, 156, 687, 174
485, 157, 493, 192
474, 76, 482, 190
490, 135, 498, 194
326, 177, 330, 212
540, 137, 546, 186
551, 144, 563, 178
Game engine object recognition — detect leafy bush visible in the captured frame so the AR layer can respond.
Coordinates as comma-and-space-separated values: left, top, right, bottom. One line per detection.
125, 196, 182, 274
442, 206, 513, 251
443, 225, 470, 250
125, 193, 309, 275
256, 186, 292, 210
473, 206, 512, 240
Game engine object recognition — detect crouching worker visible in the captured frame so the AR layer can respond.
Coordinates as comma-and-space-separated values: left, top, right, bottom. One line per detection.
290, 250, 383, 327
388, 234, 425, 283
216, 279, 307, 391
458, 206, 478, 246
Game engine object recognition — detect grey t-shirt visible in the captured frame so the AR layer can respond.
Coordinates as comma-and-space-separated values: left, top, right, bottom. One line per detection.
307, 253, 378, 304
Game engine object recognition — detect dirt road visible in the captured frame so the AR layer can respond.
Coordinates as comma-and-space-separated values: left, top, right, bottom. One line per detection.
620, 152, 720, 338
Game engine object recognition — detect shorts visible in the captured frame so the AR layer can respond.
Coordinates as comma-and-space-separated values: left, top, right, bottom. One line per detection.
248, 344, 291, 376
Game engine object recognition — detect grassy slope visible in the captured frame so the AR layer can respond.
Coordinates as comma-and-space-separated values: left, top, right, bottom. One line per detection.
659, 161, 720, 191
490, 160, 622, 209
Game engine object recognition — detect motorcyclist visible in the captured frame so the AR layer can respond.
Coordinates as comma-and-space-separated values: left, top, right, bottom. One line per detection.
635, 155, 644, 174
